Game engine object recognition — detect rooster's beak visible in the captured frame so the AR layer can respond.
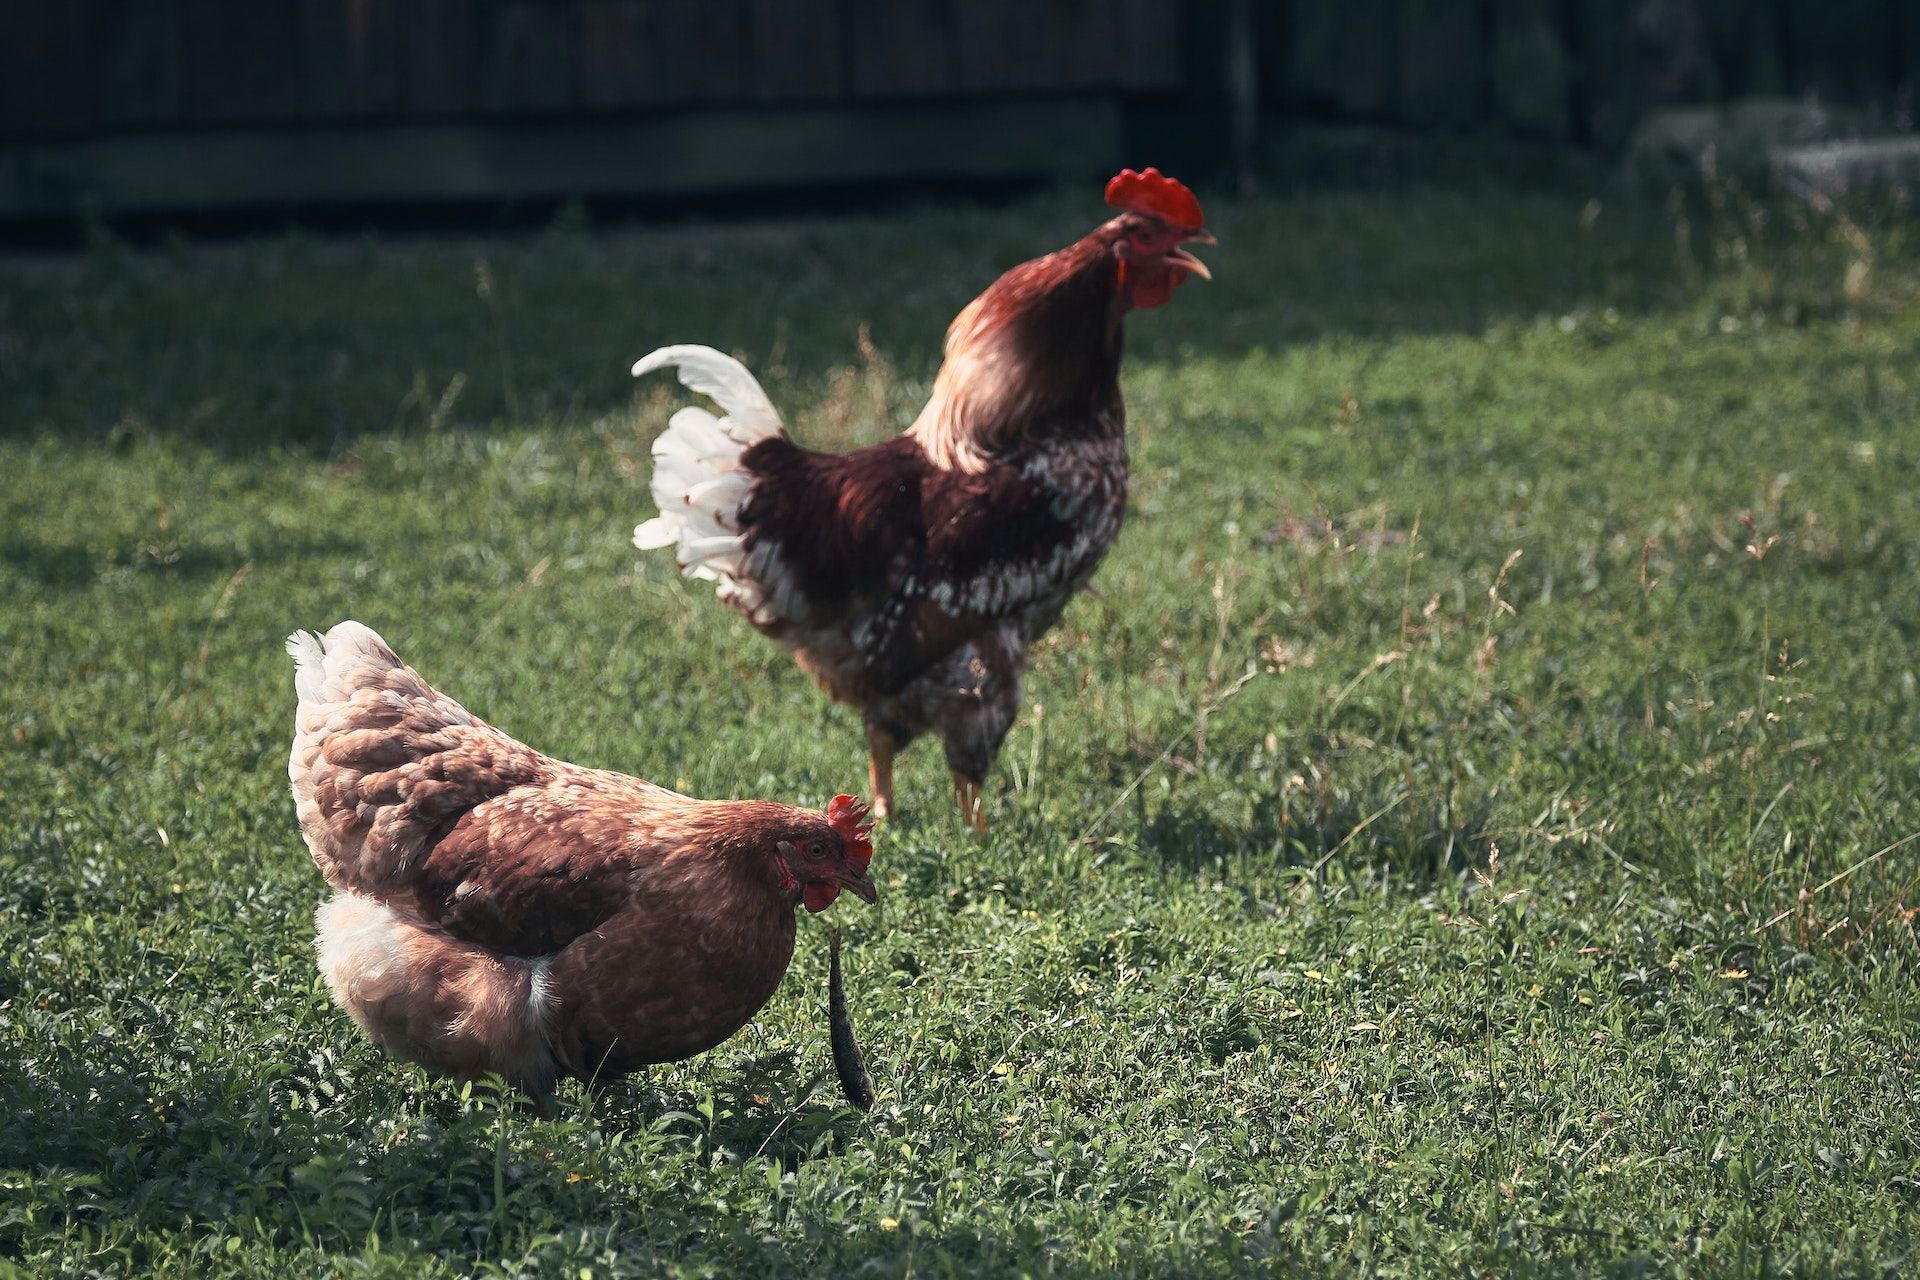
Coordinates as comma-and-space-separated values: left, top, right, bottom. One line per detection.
838, 866, 878, 904
1169, 233, 1213, 282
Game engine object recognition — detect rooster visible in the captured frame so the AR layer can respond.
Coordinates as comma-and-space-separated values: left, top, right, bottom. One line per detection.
286, 621, 876, 1103
632, 168, 1212, 832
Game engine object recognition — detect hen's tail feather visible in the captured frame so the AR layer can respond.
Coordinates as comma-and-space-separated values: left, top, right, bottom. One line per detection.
286, 621, 545, 895
287, 620, 404, 718
631, 345, 788, 619
316, 892, 560, 1097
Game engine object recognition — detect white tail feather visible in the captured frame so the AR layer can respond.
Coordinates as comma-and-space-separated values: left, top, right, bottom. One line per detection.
631, 346, 789, 617
287, 620, 400, 718
286, 629, 327, 702
631, 345, 783, 441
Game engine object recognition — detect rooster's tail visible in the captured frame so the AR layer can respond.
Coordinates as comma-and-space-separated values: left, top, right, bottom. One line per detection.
631, 346, 786, 614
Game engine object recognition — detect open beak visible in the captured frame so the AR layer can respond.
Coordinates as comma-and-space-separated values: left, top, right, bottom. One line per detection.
1169, 231, 1214, 281
837, 866, 878, 904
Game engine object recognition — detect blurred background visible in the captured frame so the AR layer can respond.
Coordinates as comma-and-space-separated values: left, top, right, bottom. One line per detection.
2, 0, 1916, 238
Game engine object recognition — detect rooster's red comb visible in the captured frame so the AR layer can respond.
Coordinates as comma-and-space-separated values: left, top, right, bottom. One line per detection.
829, 794, 874, 872
1105, 167, 1205, 232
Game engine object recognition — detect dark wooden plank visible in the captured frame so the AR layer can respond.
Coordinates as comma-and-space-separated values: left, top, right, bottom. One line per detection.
1489, 0, 1572, 138
296, 0, 402, 119
1372, 0, 1404, 120
178, 0, 305, 124
1110, 0, 1184, 91
1784, 0, 1895, 107
0, 4, 95, 139
0, 97, 1123, 220
93, 0, 185, 131
1334, 0, 1401, 120
1246, 0, 1286, 118
580, 0, 749, 109
403, 0, 484, 117
1699, 0, 1783, 98
481, 0, 579, 116
1398, 0, 1481, 128
749, 0, 846, 102
1901, 0, 1920, 118
1572, 0, 1636, 148
954, 0, 1047, 95
1269, 0, 1398, 120
847, 0, 959, 97
956, 0, 1112, 94
1147, 0, 1245, 182
1270, 0, 1343, 114
1588, 0, 1736, 145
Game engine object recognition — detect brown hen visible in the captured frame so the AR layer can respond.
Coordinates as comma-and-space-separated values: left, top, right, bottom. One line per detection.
286, 621, 875, 1102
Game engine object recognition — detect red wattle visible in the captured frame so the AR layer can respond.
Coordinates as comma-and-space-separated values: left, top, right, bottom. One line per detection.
802, 882, 841, 913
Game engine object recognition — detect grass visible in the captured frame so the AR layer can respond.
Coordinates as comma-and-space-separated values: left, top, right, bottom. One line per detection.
2, 175, 1918, 1277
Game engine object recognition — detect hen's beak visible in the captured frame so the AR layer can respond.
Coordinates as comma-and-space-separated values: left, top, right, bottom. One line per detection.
838, 866, 878, 904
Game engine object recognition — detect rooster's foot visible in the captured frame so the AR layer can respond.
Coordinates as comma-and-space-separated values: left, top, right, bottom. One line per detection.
951, 774, 988, 836
866, 726, 897, 821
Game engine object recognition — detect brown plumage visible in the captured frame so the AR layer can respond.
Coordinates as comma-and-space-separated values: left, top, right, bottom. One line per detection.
286, 621, 876, 1101
632, 168, 1214, 832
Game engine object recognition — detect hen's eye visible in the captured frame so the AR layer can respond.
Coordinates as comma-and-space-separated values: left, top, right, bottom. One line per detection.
809, 842, 825, 859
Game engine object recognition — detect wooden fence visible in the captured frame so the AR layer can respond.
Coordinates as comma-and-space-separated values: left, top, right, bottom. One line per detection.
0, 1, 1185, 135
0, 1, 1912, 223
1252, 0, 1917, 148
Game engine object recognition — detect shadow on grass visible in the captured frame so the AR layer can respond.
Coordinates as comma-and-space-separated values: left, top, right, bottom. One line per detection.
0, 530, 366, 592
0, 1047, 880, 1264
1135, 780, 1492, 886
577, 1047, 871, 1169
0, 537, 98, 589
0, 174, 1750, 459
0, 1050, 1272, 1276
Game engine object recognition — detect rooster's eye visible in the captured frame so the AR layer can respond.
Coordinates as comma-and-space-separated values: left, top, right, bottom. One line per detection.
808, 842, 824, 860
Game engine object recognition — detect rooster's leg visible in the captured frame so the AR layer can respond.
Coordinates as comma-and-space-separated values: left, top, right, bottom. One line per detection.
866, 724, 897, 821
952, 773, 988, 835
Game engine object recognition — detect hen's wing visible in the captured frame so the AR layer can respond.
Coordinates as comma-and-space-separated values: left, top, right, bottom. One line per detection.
403, 768, 688, 955
288, 624, 682, 958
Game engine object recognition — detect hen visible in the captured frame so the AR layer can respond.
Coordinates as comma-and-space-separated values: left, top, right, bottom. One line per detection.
633, 168, 1212, 831
286, 621, 876, 1103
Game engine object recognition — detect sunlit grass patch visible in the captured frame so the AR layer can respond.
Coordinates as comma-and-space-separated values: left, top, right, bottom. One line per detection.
2, 178, 1917, 1276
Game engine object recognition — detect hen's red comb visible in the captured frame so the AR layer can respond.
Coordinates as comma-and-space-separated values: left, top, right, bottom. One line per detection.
829, 794, 874, 871
1105, 167, 1205, 231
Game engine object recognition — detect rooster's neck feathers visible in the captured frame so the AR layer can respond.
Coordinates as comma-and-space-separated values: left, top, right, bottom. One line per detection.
908, 222, 1128, 474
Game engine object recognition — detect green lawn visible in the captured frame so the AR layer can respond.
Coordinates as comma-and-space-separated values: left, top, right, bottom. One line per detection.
2, 179, 1917, 1277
